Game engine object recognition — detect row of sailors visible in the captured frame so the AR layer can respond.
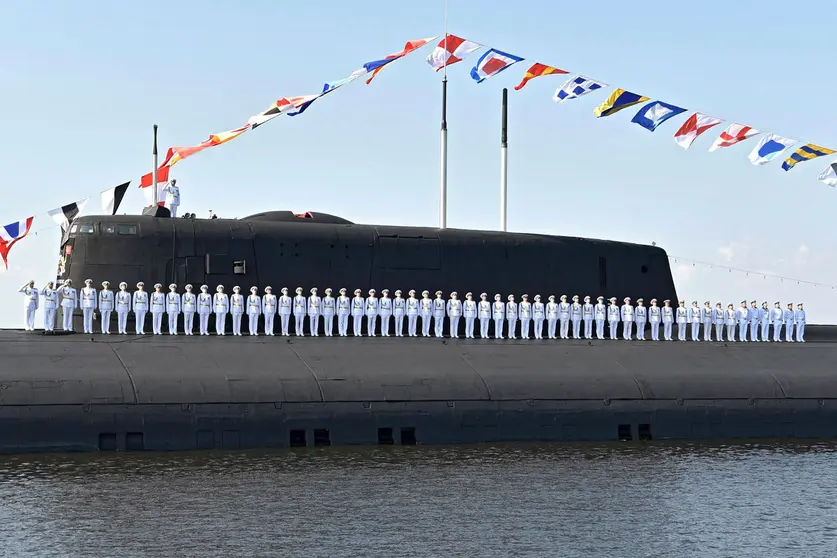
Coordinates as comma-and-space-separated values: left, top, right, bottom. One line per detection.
19, 280, 808, 342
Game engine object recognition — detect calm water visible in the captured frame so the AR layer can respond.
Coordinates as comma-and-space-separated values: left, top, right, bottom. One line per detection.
1, 442, 836, 557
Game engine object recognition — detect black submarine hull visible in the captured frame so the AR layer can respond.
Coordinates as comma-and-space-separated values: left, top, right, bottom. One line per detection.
2, 328, 836, 454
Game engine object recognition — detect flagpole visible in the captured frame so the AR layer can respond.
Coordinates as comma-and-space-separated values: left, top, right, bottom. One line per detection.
152, 124, 159, 206
439, 0, 448, 230
500, 88, 508, 232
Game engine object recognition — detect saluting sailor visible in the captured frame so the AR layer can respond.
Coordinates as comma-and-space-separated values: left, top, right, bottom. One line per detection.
749, 301, 760, 342
532, 295, 545, 340
795, 303, 806, 342
337, 288, 350, 337
594, 296, 606, 340
419, 290, 433, 337
635, 298, 647, 340
132, 282, 148, 335
506, 294, 518, 339
770, 302, 783, 342
230, 286, 245, 336
41, 281, 58, 332
433, 291, 446, 338
308, 287, 322, 336
492, 294, 505, 339
570, 295, 582, 339
582, 296, 594, 340
689, 301, 701, 342
447, 292, 462, 338
366, 288, 379, 337
80, 279, 97, 334
322, 288, 336, 337
352, 289, 365, 337
546, 295, 559, 340
99, 281, 114, 335
675, 300, 688, 341
262, 286, 277, 336
735, 301, 748, 342
463, 292, 477, 339
759, 301, 770, 342
214, 285, 229, 336
478, 293, 491, 339
60, 279, 78, 332
713, 302, 724, 341
648, 299, 661, 341
783, 302, 795, 342
406, 290, 420, 337
197, 285, 212, 335
701, 301, 713, 341
182, 284, 196, 335
621, 297, 634, 340
293, 287, 306, 336
518, 294, 531, 339
661, 300, 674, 341
150, 283, 166, 335
725, 303, 737, 341
166, 283, 181, 335
607, 297, 620, 340
19, 280, 39, 331
246, 287, 262, 336
379, 289, 393, 337
115, 282, 131, 334
279, 287, 293, 336
393, 290, 406, 337
558, 295, 571, 340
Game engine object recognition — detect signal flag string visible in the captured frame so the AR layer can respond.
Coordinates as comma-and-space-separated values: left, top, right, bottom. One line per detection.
668, 255, 836, 290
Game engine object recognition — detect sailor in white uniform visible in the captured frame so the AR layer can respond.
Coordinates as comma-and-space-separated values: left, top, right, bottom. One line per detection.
506, 294, 518, 339
406, 290, 420, 337
182, 284, 197, 335
433, 291, 446, 338
115, 282, 131, 334
150, 283, 166, 335
379, 289, 392, 336
532, 295, 545, 340
132, 282, 148, 334
735, 301, 749, 342
293, 287, 307, 336
558, 295, 571, 340
492, 294, 505, 339
725, 303, 737, 341
60, 279, 78, 332
771, 302, 783, 342
795, 303, 806, 342
759, 301, 770, 342
621, 297, 634, 340
80, 279, 97, 334
701, 301, 713, 341
594, 296, 607, 340
247, 287, 262, 336
582, 296, 594, 339
322, 288, 336, 337
478, 293, 492, 339
99, 281, 114, 334
689, 301, 701, 342
635, 298, 647, 340
279, 287, 293, 336
163, 179, 180, 218
518, 294, 531, 339
546, 295, 559, 340
607, 297, 620, 340
648, 299, 661, 341
713, 302, 724, 341
214, 285, 229, 336
675, 300, 688, 341
447, 292, 462, 338
463, 292, 477, 339
570, 295, 582, 339
352, 289, 365, 337
419, 291, 433, 337
748, 301, 760, 342
229, 286, 245, 336
365, 289, 379, 336
337, 288, 351, 336
197, 285, 213, 335
393, 290, 406, 337
661, 300, 674, 341
41, 281, 58, 332
166, 283, 181, 335
308, 287, 322, 336
783, 302, 795, 342
262, 286, 277, 336
19, 280, 39, 331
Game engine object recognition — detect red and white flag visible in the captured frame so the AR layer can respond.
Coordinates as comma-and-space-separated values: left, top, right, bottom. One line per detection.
673, 112, 724, 150
708, 123, 760, 152
426, 34, 481, 71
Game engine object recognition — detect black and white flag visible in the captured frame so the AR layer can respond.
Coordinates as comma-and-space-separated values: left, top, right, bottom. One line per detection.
100, 181, 130, 215
48, 198, 89, 232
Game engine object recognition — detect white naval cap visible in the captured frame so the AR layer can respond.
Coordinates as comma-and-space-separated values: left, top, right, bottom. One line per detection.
310, 287, 318, 293
355, 289, 362, 294
572, 295, 579, 300
185, 284, 193, 290
548, 295, 555, 301
679, 299, 685, 303
751, 300, 757, 304
584, 295, 590, 301
136, 281, 144, 288
251, 286, 258, 292
435, 290, 442, 296
408, 289, 415, 295
85, 278, 93, 285
495, 294, 501, 299
692, 300, 698, 304
609, 297, 617, 302
596, 296, 603, 301
281, 287, 288, 293
466, 292, 473, 297
264, 286, 272, 291
154, 283, 162, 289
480, 292, 487, 298
534, 294, 541, 300
63, 279, 72, 285
233, 286, 241, 292
637, 298, 644, 302
422, 290, 429, 296
169, 283, 177, 289
560, 294, 567, 300
663, 299, 671, 304
339, 287, 346, 294
394, 289, 401, 295
451, 291, 458, 297
381, 289, 389, 294
216, 285, 225, 291
762, 301, 768, 305
119, 282, 127, 288
521, 293, 528, 298
325, 287, 332, 294
102, 280, 110, 287
296, 287, 303, 293
624, 297, 631, 302
369, 288, 376, 294
651, 298, 657, 303
200, 284, 208, 290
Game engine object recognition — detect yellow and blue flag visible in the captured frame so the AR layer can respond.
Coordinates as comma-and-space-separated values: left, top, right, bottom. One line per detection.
593, 89, 650, 118
781, 143, 836, 171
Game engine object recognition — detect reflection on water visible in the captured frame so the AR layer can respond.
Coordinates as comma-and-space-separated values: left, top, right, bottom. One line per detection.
1, 441, 837, 557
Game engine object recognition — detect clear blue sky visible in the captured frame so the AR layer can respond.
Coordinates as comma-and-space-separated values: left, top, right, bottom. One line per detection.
1, 0, 835, 327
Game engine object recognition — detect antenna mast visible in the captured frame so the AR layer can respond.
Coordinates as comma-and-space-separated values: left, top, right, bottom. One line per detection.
500, 88, 508, 232
439, 0, 449, 229
152, 124, 159, 206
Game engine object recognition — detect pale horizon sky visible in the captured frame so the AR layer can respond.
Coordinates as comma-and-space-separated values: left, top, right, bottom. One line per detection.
1, 0, 835, 328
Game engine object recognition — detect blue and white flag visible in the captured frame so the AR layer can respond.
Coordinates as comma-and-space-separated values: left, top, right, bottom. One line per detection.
470, 48, 523, 83
289, 76, 357, 117
631, 101, 686, 132
748, 133, 796, 166
553, 76, 607, 103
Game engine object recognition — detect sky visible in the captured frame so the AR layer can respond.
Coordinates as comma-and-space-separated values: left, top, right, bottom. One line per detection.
1, 0, 836, 327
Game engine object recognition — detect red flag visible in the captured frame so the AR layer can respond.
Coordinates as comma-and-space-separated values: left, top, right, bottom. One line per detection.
139, 163, 170, 188
514, 63, 568, 91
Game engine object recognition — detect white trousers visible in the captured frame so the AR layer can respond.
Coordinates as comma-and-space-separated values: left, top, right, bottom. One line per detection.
609, 320, 619, 340
533, 318, 543, 339
249, 313, 260, 335
507, 318, 517, 339
636, 320, 646, 340
494, 318, 504, 339
44, 308, 56, 331
199, 313, 210, 335
715, 323, 724, 341
623, 321, 633, 340
367, 315, 378, 336
797, 323, 805, 342
394, 314, 404, 337
677, 323, 686, 341
323, 314, 334, 336
480, 318, 490, 338
548, 318, 557, 339
785, 323, 794, 342
596, 319, 605, 339
215, 311, 227, 335
572, 319, 581, 339
703, 322, 712, 341
152, 311, 163, 335
380, 314, 391, 336
584, 319, 593, 339
280, 314, 290, 336
184, 312, 195, 335
760, 322, 769, 342
294, 313, 305, 336
264, 313, 275, 335
738, 323, 748, 341
433, 315, 444, 337
450, 316, 460, 338
520, 318, 529, 339
691, 322, 700, 341
168, 312, 179, 335
82, 308, 94, 333
407, 315, 417, 336
773, 323, 782, 342
338, 314, 349, 336
560, 318, 570, 339
232, 312, 243, 335
353, 315, 363, 336
663, 322, 672, 340
727, 324, 736, 341
651, 322, 660, 341
135, 310, 146, 334
101, 311, 112, 334
465, 317, 475, 338
24, 307, 36, 330
750, 321, 759, 341
117, 310, 128, 334
309, 313, 320, 336
421, 315, 431, 336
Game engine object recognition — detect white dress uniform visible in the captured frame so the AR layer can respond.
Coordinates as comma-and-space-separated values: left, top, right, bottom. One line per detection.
463, 293, 477, 339
635, 300, 647, 340
337, 289, 351, 336
620, 298, 634, 340
712, 304, 725, 341
293, 287, 307, 336
230, 287, 245, 336
607, 299, 620, 340
661, 301, 674, 341
433, 291, 446, 338
214, 286, 229, 336
689, 302, 701, 341
701, 302, 713, 341
594, 297, 606, 340
41, 283, 58, 332
478, 294, 492, 339
532, 296, 545, 340
506, 295, 518, 339
546, 296, 559, 340
366, 289, 379, 336
770, 303, 783, 342
308, 288, 322, 336
570, 296, 582, 339
352, 290, 365, 337
558, 296, 571, 339
279, 288, 293, 336
675, 302, 688, 341
783, 304, 795, 342
197, 286, 213, 335
19, 282, 39, 331
492, 295, 505, 339
99, 283, 114, 334
419, 292, 433, 337
80, 280, 97, 334
795, 304, 806, 342
759, 303, 770, 342
447, 293, 462, 338
393, 291, 406, 337
262, 287, 277, 336
518, 296, 531, 339
648, 300, 661, 341
322, 289, 336, 337
163, 180, 180, 218
166, 285, 181, 335
407, 291, 420, 337
726, 306, 737, 341
748, 302, 760, 341
735, 302, 749, 342
115, 284, 131, 334
60, 281, 78, 332
582, 297, 594, 339
379, 290, 393, 336
132, 284, 148, 334
182, 286, 197, 335
150, 286, 166, 335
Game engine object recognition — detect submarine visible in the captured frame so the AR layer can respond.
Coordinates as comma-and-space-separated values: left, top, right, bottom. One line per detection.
1, 208, 836, 454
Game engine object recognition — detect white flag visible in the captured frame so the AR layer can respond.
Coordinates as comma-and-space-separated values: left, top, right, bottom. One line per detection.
817, 161, 837, 186
100, 181, 130, 215
553, 76, 607, 103
48, 198, 89, 232
748, 133, 796, 165
708, 123, 760, 152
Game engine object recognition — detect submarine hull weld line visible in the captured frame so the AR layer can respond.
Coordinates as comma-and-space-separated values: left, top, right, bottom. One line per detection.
290, 345, 325, 402
109, 345, 139, 405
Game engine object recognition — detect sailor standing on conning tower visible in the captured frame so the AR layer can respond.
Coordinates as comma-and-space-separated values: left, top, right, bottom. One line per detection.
182, 284, 196, 335
594, 296, 606, 340
759, 301, 770, 342
726, 303, 736, 341
262, 286, 277, 336
771, 301, 783, 342
607, 297, 620, 340
163, 179, 180, 218
293, 287, 307, 336
621, 297, 634, 340
41, 281, 57, 332
570, 295, 582, 339
214, 285, 229, 336
661, 300, 674, 341
393, 290, 406, 337
115, 282, 131, 334
749, 301, 760, 342
150, 284, 166, 335
246, 287, 261, 336
795, 303, 806, 342
379, 289, 392, 336
80, 279, 97, 334
433, 291, 446, 338
546, 295, 559, 340
713, 302, 724, 341
132, 282, 148, 334
518, 294, 531, 339
337, 288, 350, 336
366, 288, 379, 337
420, 291, 433, 337
352, 289, 365, 337
230, 286, 245, 336
701, 301, 713, 341
463, 292, 477, 339
675, 300, 688, 341
635, 298, 646, 340
532, 295, 545, 340
447, 291, 462, 338
322, 288, 335, 337
689, 301, 700, 342
308, 287, 322, 336
279, 287, 292, 336
166, 284, 181, 335
197, 285, 212, 335
493, 294, 505, 339
98, 281, 114, 335
19, 280, 39, 331
478, 293, 491, 339
506, 294, 518, 339
558, 295, 571, 340
648, 299, 661, 341
582, 296, 594, 340
735, 301, 748, 342
406, 290, 419, 337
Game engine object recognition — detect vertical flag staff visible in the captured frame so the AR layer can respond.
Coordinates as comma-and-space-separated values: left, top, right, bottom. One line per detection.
500, 87, 508, 232
152, 124, 159, 206
439, 0, 449, 230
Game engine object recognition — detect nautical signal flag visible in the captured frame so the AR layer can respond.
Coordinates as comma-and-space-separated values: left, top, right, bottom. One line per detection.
513, 63, 567, 91
101, 181, 130, 215
593, 89, 650, 118
553, 76, 607, 103
426, 35, 481, 71
470, 48, 524, 83
781, 143, 836, 171
631, 101, 686, 132
748, 134, 796, 166
289, 76, 357, 117
708, 123, 760, 152
356, 37, 437, 84
48, 198, 89, 233
0, 217, 34, 269
673, 112, 724, 149
817, 161, 837, 186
